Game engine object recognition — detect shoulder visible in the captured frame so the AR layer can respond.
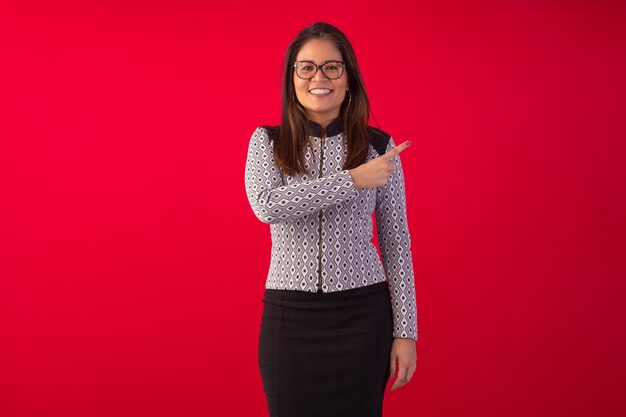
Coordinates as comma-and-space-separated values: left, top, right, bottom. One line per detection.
254, 125, 279, 141
249, 125, 279, 150
367, 126, 392, 156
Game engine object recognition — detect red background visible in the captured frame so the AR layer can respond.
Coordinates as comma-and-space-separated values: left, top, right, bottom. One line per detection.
1, 1, 625, 416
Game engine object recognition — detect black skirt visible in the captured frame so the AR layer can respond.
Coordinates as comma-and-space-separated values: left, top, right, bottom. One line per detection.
258, 281, 393, 417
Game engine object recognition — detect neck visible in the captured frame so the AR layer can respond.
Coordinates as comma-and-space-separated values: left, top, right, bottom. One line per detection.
307, 115, 343, 138
307, 112, 339, 130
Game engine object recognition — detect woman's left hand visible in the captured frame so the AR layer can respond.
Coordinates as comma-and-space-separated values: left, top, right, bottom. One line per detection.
389, 337, 417, 391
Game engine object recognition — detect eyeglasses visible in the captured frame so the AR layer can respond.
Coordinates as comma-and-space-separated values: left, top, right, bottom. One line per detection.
293, 60, 345, 80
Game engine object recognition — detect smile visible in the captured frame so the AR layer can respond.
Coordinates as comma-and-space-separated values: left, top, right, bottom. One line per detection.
309, 89, 332, 95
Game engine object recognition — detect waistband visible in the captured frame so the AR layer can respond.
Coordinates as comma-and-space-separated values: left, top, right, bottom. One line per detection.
263, 281, 389, 304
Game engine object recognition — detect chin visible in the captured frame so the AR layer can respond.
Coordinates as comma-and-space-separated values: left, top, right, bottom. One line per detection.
308, 105, 340, 116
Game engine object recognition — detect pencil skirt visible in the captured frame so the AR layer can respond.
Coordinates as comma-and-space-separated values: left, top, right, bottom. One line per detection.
258, 281, 393, 417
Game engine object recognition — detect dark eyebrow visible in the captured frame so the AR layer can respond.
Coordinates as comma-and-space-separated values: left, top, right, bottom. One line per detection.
296, 59, 343, 64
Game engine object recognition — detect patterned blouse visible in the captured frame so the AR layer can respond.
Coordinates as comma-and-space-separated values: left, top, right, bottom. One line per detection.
244, 118, 417, 341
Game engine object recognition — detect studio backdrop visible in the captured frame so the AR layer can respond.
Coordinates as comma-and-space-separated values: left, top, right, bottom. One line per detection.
1, 1, 625, 417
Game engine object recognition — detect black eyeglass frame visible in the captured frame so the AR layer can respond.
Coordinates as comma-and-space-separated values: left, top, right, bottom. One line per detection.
293, 60, 346, 80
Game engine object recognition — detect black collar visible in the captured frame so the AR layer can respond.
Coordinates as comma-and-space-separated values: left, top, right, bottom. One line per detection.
309, 117, 343, 138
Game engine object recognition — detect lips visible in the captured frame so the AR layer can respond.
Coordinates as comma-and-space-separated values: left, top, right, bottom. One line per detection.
309, 88, 332, 95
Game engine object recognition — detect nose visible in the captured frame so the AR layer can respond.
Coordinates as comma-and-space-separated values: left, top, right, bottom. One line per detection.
312, 66, 330, 82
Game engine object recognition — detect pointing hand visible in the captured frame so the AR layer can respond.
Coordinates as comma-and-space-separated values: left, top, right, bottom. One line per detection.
348, 141, 411, 189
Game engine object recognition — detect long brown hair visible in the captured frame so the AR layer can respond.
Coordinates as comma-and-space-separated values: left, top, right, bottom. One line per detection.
273, 22, 372, 176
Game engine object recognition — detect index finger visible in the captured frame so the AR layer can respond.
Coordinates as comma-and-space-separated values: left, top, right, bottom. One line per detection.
385, 141, 412, 158
390, 364, 408, 391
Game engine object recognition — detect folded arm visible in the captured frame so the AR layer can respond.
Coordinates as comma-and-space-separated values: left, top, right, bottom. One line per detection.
244, 127, 359, 224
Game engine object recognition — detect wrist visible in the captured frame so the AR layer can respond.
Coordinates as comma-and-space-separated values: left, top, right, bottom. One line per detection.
393, 336, 417, 343
348, 169, 361, 189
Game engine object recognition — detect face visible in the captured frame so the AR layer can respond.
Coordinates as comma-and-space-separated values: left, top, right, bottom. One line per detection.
293, 38, 349, 126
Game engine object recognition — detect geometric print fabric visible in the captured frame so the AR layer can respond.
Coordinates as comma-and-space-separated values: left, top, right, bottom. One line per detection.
244, 124, 418, 340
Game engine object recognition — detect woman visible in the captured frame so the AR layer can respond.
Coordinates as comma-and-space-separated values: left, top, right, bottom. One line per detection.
244, 22, 418, 417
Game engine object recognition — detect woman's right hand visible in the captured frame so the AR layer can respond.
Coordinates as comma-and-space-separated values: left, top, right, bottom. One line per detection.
348, 141, 411, 189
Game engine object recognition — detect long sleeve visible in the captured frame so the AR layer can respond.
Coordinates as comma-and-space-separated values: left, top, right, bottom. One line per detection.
244, 127, 359, 224
375, 137, 418, 341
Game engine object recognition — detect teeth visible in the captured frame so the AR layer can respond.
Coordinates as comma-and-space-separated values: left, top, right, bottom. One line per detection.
310, 89, 331, 94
